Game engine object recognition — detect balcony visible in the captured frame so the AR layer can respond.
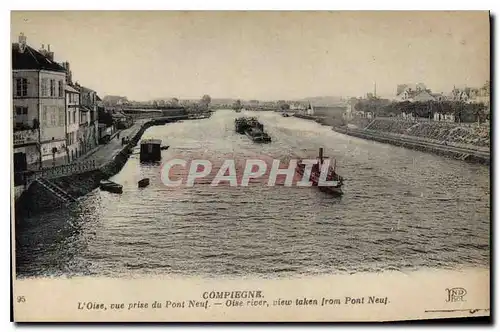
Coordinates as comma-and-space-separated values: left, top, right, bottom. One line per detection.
13, 128, 38, 146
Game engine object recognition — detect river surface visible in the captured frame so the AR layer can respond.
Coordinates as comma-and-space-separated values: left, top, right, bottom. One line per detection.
16, 110, 490, 278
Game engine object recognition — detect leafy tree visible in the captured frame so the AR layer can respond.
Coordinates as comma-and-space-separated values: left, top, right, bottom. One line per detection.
233, 99, 242, 110
277, 100, 290, 111
201, 95, 211, 106
98, 108, 114, 126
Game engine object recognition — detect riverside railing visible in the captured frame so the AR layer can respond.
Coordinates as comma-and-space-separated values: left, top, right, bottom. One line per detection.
24, 159, 98, 184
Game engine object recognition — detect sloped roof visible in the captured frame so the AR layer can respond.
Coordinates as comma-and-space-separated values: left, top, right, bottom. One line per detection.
65, 84, 79, 93
80, 106, 92, 112
77, 85, 96, 94
12, 43, 66, 72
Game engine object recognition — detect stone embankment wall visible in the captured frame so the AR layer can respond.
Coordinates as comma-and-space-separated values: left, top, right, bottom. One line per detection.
333, 127, 490, 165
364, 119, 490, 148
290, 114, 491, 164
15, 118, 181, 216
346, 117, 372, 129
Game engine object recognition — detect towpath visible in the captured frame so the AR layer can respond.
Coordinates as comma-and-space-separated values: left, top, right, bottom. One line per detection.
81, 119, 150, 167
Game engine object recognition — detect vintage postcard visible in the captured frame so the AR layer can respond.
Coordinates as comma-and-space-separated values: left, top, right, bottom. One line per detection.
11, 10, 490, 322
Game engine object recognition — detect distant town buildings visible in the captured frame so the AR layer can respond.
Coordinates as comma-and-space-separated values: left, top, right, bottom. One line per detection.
394, 82, 490, 105
394, 83, 438, 102
342, 80, 489, 124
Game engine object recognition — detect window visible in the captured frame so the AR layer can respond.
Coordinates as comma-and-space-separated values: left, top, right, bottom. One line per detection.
14, 107, 28, 127
50, 107, 56, 127
59, 108, 65, 126
42, 106, 48, 126
73, 110, 76, 124
15, 106, 28, 115
41, 78, 48, 96
59, 80, 64, 97
50, 79, 55, 97
15, 78, 28, 97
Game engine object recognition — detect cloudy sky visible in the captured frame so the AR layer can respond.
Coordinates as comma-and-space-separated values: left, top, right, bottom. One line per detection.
11, 11, 490, 101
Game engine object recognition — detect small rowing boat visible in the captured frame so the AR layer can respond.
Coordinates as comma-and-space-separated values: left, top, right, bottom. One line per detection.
100, 180, 123, 194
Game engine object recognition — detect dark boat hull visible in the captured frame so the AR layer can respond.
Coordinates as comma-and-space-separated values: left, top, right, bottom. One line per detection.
295, 165, 343, 196
100, 180, 123, 194
138, 178, 150, 188
245, 131, 271, 143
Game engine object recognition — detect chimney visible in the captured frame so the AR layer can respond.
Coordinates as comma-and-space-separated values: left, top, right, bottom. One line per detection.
45, 44, 54, 60
66, 62, 73, 85
39, 44, 48, 57
18, 32, 27, 53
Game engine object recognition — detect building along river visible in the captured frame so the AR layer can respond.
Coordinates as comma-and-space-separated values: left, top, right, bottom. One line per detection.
15, 110, 490, 278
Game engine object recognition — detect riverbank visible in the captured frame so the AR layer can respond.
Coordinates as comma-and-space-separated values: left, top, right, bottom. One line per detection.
292, 113, 490, 165
333, 126, 490, 165
293, 113, 346, 127
15, 115, 187, 217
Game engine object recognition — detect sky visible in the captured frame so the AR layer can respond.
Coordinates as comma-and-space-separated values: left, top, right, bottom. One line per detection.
11, 11, 490, 101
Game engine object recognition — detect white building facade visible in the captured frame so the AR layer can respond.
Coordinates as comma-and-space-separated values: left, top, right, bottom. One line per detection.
12, 33, 68, 170
65, 84, 80, 162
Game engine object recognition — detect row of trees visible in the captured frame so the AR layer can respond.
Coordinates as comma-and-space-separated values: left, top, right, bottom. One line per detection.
151, 95, 211, 112
354, 100, 490, 123
184, 95, 212, 113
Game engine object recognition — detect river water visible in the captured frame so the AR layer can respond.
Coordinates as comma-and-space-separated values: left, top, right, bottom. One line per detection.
16, 110, 490, 278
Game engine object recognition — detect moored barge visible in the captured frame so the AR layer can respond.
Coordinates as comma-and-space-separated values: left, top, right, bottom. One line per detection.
140, 139, 162, 162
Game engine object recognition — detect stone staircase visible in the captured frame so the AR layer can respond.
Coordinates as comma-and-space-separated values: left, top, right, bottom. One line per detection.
34, 178, 77, 204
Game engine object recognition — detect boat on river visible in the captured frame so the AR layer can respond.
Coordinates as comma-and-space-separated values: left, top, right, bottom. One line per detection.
140, 139, 162, 162
295, 148, 344, 196
100, 180, 123, 194
234, 117, 272, 143
245, 127, 272, 143
138, 178, 150, 188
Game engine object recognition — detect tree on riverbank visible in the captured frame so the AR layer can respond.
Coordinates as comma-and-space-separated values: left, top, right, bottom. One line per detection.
277, 100, 290, 111
232, 99, 242, 110
170, 98, 179, 107
357, 99, 489, 123
98, 108, 114, 126
198, 94, 212, 111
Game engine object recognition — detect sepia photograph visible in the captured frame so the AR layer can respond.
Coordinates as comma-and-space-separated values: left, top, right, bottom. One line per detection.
10, 10, 491, 322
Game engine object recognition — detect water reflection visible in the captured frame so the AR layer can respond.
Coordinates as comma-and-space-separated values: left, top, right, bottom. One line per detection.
16, 110, 490, 278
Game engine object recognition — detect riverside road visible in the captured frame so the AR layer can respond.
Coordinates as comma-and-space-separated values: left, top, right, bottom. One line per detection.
16, 110, 490, 278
